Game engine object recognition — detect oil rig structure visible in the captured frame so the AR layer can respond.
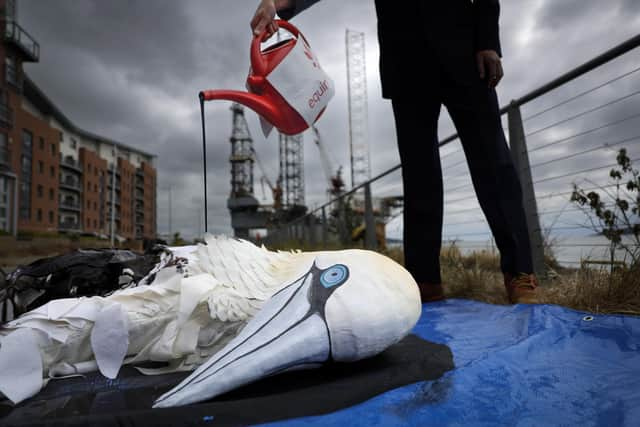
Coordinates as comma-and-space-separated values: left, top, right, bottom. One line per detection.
226, 103, 311, 238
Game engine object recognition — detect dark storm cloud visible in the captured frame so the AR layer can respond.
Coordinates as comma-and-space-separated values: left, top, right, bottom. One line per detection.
15, 0, 640, 239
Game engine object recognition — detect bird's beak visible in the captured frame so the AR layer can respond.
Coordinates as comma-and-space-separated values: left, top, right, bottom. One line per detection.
153, 267, 330, 408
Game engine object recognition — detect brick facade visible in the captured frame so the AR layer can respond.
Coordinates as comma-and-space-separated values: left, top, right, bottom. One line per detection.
0, 0, 158, 239
116, 157, 136, 240
10, 94, 61, 232
79, 147, 107, 234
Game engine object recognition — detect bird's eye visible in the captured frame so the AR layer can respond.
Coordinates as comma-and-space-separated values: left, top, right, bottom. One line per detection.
320, 264, 349, 288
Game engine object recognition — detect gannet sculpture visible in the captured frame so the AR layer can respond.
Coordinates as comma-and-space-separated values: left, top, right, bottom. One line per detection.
0, 235, 421, 407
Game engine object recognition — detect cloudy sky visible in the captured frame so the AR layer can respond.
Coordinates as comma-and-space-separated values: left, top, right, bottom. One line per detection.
18, 0, 640, 248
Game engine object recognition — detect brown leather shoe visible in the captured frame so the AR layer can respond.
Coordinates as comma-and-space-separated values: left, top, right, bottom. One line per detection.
417, 283, 445, 303
504, 273, 539, 304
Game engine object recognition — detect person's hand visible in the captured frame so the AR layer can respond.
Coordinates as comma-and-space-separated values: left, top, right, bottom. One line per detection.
251, 0, 292, 38
476, 50, 503, 89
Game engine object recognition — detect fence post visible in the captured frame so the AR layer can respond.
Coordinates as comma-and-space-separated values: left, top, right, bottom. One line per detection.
338, 198, 348, 244
507, 101, 546, 277
321, 207, 328, 248
364, 183, 377, 250
309, 215, 317, 247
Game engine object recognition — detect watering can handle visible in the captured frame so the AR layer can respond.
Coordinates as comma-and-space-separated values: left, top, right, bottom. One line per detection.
250, 19, 308, 77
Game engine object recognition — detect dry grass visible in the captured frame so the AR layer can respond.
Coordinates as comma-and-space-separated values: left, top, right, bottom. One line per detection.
540, 265, 640, 315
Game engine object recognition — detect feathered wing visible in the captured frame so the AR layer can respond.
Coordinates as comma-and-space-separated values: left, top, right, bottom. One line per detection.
0, 235, 307, 404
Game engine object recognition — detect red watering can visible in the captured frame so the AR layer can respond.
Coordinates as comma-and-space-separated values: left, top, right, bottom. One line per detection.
199, 21, 333, 233
199, 20, 330, 136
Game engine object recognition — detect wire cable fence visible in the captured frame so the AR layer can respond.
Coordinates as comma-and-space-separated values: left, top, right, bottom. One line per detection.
264, 35, 640, 273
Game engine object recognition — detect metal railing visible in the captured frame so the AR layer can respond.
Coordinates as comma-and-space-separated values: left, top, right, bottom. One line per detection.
265, 34, 640, 273
59, 200, 81, 212
0, 100, 13, 129
59, 177, 82, 191
0, 145, 9, 167
4, 20, 40, 61
60, 155, 83, 172
59, 220, 80, 231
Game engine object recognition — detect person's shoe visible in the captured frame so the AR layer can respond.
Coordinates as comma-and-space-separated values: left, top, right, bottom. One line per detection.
417, 282, 445, 303
504, 273, 539, 304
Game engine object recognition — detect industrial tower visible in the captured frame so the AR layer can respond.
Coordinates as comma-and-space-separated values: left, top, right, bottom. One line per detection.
227, 103, 267, 238
345, 29, 371, 190
278, 132, 306, 218
229, 103, 254, 198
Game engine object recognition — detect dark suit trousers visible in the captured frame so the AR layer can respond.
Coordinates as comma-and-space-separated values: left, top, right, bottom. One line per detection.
391, 75, 534, 284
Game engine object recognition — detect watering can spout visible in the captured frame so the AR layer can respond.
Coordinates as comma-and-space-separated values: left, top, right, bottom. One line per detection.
200, 89, 281, 126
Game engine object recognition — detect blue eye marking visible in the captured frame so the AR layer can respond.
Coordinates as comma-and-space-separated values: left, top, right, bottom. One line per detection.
320, 264, 349, 288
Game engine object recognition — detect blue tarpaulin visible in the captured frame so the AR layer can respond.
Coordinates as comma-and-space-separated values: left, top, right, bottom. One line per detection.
265, 299, 640, 426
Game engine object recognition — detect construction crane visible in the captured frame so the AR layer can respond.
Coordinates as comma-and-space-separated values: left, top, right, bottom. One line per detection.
312, 126, 344, 199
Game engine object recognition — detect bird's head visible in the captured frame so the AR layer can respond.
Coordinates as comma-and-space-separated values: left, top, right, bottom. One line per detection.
154, 248, 421, 408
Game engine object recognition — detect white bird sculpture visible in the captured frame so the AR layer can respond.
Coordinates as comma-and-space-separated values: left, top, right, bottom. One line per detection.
0, 235, 421, 407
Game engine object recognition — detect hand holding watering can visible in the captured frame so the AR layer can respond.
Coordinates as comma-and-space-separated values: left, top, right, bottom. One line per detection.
200, 19, 334, 135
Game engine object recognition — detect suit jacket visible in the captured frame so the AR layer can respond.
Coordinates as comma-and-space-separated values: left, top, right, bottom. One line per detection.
279, 0, 501, 99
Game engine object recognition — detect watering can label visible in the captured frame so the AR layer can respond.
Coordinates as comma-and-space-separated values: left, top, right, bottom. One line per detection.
262, 34, 335, 136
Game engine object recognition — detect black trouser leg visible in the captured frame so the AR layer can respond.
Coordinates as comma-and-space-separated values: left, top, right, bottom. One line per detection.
391, 97, 444, 284
444, 85, 534, 275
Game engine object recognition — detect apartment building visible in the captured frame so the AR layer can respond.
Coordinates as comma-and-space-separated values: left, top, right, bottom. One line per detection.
0, 0, 157, 239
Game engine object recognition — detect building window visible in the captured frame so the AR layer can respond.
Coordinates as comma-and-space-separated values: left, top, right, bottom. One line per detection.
19, 130, 33, 220
94, 219, 97, 228
37, 208, 42, 222
49, 210, 54, 224
49, 188, 54, 201
37, 184, 43, 198
88, 163, 92, 173
39, 137, 44, 150
0, 133, 8, 167
5, 56, 18, 87
71, 139, 77, 149
50, 166, 55, 178
51, 143, 56, 156
38, 160, 43, 174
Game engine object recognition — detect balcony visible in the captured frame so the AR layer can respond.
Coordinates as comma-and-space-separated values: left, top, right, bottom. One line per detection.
135, 190, 144, 201
135, 178, 144, 190
59, 220, 80, 231
4, 20, 39, 62
60, 155, 82, 173
59, 200, 81, 212
59, 177, 81, 192
0, 145, 9, 168
0, 101, 13, 130
136, 169, 144, 178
